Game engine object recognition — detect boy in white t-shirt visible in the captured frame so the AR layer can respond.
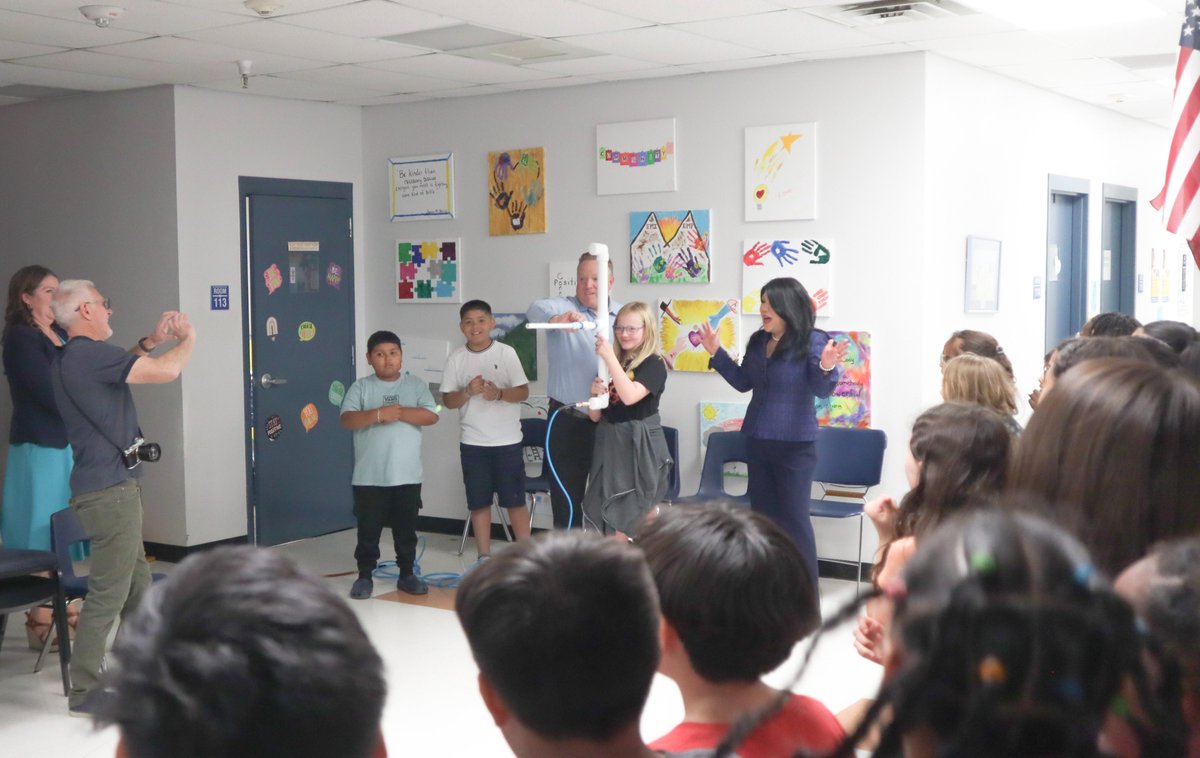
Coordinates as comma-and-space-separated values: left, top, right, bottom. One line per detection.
340, 330, 439, 600
441, 300, 531, 559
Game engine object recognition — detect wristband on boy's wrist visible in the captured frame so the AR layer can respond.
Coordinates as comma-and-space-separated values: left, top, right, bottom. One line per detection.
376, 409, 381, 424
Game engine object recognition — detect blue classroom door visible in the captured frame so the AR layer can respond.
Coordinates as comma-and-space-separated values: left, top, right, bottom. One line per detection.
240, 178, 356, 546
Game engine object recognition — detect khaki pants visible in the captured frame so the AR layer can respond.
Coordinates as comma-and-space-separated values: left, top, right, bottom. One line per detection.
68, 479, 151, 707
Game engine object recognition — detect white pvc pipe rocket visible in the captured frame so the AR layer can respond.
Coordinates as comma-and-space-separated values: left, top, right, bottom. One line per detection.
591, 242, 610, 410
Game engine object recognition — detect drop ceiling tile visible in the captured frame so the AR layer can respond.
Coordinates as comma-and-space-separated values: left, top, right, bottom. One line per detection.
1106, 97, 1173, 122
496, 75, 600, 90
790, 42, 916, 61
392, 0, 648, 37
847, 12, 1018, 43
426, 82, 512, 98
275, 0, 456, 38
567, 25, 765, 65
675, 10, 879, 54
0, 60, 149, 90
0, 0, 250, 35
1041, 18, 1178, 60
572, 0, 781, 24
276, 63, 470, 93
0, 9, 149, 47
596, 65, 692, 81
18, 50, 234, 85
337, 92, 431, 106
194, 74, 389, 101
365, 53, 560, 84
94, 36, 328, 74
181, 21, 428, 64
523, 54, 665, 76
157, 0, 360, 18
1053, 78, 1173, 105
0, 39, 66, 59
680, 54, 793, 73
990, 58, 1144, 90
917, 31, 1086, 67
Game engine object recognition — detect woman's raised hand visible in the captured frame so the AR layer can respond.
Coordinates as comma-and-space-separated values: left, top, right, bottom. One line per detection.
698, 323, 720, 356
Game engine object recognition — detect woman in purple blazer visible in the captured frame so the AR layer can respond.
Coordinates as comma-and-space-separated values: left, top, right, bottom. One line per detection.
700, 278, 846, 589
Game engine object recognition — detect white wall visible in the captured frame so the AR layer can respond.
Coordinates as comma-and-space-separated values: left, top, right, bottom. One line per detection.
923, 55, 1173, 424
173, 86, 363, 545
0, 86, 185, 544
362, 54, 930, 559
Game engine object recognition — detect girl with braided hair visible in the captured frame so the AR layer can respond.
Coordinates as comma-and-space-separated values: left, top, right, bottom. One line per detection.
712, 509, 1177, 758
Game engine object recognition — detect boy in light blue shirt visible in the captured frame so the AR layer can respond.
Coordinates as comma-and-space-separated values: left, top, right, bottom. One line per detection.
340, 330, 438, 599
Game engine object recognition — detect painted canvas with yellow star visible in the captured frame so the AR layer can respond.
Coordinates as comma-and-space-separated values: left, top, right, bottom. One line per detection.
745, 123, 817, 221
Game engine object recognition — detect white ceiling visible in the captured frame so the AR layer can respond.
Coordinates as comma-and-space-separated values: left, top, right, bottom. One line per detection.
0, 0, 1185, 125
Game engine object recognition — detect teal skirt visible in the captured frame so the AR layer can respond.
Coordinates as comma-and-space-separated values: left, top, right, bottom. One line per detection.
2, 442, 75, 553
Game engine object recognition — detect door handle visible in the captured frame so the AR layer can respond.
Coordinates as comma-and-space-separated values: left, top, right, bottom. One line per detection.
260, 373, 288, 389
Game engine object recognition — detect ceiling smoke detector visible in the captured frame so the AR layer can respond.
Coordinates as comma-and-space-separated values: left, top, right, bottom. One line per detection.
244, 0, 285, 17
79, 5, 125, 28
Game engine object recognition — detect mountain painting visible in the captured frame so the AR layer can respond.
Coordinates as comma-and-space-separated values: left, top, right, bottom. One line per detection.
629, 209, 711, 284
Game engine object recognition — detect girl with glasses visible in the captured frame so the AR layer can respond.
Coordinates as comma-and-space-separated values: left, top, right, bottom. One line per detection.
581, 302, 672, 537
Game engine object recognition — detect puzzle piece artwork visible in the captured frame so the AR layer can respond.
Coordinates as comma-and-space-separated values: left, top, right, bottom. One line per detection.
396, 239, 461, 304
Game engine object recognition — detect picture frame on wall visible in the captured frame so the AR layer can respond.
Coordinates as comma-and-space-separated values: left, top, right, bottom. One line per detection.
965, 236, 1001, 312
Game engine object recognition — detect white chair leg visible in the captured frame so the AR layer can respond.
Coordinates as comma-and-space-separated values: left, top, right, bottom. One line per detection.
854, 512, 865, 598
495, 501, 514, 543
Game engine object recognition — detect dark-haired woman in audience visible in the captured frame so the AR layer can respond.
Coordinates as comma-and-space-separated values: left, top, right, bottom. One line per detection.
1136, 319, 1197, 355
855, 403, 1010, 664
699, 277, 845, 591
1, 265, 72, 551
1009, 358, 1200, 576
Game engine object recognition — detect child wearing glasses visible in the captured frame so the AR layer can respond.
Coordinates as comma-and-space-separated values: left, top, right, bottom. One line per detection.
581, 302, 672, 537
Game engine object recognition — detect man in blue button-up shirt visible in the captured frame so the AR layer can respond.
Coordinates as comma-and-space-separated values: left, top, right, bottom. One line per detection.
526, 253, 620, 528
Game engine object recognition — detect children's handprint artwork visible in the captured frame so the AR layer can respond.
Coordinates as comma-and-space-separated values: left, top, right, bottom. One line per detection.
629, 210, 711, 284
660, 298, 739, 373
740, 238, 834, 319
488, 147, 546, 236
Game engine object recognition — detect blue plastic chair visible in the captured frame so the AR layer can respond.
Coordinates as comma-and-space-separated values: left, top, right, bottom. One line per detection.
42, 508, 167, 662
674, 430, 752, 508
662, 425, 680, 502
809, 427, 888, 591
0, 547, 71, 695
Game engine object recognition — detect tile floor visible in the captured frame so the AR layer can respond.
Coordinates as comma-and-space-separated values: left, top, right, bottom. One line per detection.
0, 528, 882, 757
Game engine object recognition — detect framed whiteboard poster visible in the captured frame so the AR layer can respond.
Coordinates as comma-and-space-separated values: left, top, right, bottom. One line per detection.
389, 153, 454, 221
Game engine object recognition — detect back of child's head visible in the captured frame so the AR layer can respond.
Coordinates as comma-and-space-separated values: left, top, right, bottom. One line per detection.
947, 329, 1014, 378
455, 530, 660, 743
874, 509, 1139, 757
636, 502, 818, 683
714, 509, 1143, 758
366, 329, 401, 353
1011, 358, 1200, 576
459, 299, 492, 319
1139, 319, 1198, 354
615, 301, 661, 369
941, 353, 1018, 417
1052, 335, 1179, 379
1081, 311, 1141, 337
896, 402, 1010, 541
1128, 539, 1200, 705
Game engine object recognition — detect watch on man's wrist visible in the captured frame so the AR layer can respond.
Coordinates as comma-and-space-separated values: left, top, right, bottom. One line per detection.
137, 337, 154, 353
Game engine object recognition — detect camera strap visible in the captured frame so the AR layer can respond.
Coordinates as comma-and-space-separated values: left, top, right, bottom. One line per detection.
54, 348, 138, 456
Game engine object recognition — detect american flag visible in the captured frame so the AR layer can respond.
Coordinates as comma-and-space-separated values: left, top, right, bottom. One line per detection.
1152, 0, 1200, 266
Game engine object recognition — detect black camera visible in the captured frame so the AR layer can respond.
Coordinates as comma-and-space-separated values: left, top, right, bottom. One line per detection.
122, 437, 161, 470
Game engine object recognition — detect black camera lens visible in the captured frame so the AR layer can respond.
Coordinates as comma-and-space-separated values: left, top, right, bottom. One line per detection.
138, 443, 161, 463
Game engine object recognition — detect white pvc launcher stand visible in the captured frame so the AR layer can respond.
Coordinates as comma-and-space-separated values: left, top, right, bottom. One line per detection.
526, 242, 611, 410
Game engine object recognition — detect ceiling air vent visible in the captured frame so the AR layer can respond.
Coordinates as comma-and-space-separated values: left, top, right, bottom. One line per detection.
807, 0, 976, 27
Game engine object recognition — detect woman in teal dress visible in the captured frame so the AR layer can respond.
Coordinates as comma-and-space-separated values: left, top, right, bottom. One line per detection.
1, 264, 73, 551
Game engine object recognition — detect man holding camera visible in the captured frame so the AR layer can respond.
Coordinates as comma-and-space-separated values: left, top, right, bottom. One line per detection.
49, 279, 196, 716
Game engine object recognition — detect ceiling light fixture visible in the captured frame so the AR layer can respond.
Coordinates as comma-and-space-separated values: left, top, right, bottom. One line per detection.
244, 0, 285, 17
78, 5, 125, 28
